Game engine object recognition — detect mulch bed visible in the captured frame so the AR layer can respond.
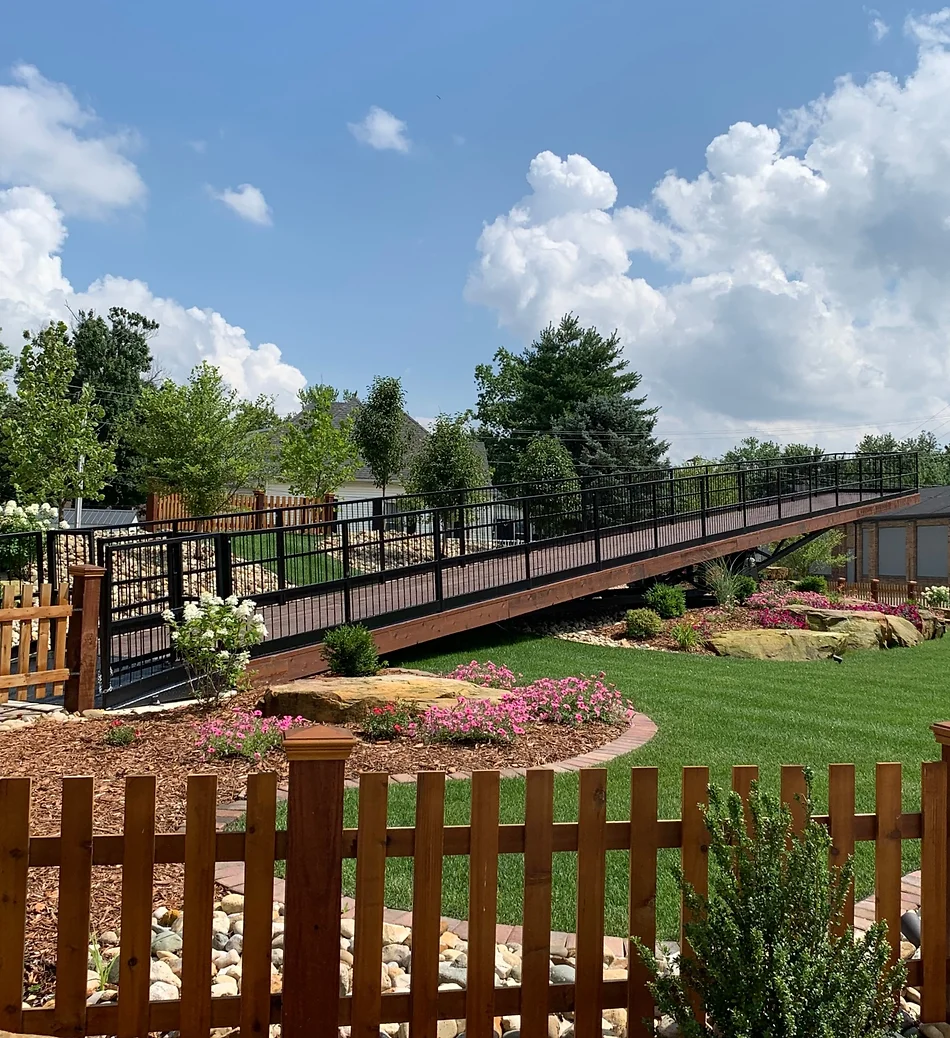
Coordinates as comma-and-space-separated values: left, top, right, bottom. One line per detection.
590, 606, 763, 655
2, 681, 626, 987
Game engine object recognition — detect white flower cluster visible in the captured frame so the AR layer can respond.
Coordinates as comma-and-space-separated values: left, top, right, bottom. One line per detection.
920, 585, 950, 609
0, 500, 67, 533
161, 592, 267, 704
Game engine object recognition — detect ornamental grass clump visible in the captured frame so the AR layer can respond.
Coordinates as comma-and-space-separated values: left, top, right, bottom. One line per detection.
194, 709, 308, 760
636, 776, 905, 1038
163, 593, 267, 705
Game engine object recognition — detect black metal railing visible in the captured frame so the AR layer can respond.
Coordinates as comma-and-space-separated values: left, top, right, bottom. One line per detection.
90, 452, 918, 706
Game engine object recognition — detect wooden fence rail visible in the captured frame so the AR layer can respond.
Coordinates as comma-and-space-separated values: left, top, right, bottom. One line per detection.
4, 728, 950, 1037
145, 492, 335, 532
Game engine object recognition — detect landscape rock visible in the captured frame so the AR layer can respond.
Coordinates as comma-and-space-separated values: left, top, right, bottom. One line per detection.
151, 930, 183, 955
149, 960, 181, 990
550, 964, 576, 985
883, 615, 922, 648
259, 673, 507, 724
707, 629, 849, 661
149, 980, 180, 1001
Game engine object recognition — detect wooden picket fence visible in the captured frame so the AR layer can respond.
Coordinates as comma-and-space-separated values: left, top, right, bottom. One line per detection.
5, 724, 950, 1038
836, 577, 920, 606
0, 581, 70, 703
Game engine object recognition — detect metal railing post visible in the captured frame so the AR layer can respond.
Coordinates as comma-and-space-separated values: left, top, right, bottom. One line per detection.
651, 481, 660, 551
522, 498, 532, 584
433, 510, 444, 606
592, 488, 602, 566
214, 532, 233, 600
341, 521, 352, 623
776, 466, 782, 520
858, 456, 864, 502
275, 510, 287, 590
700, 475, 708, 539
740, 469, 747, 528
835, 458, 840, 508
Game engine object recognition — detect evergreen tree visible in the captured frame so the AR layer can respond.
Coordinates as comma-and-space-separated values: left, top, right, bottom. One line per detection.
475, 313, 667, 483
554, 394, 668, 478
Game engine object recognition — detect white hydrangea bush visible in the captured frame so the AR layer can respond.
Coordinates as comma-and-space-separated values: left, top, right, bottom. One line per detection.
162, 592, 267, 704
0, 501, 68, 577
920, 585, 950, 609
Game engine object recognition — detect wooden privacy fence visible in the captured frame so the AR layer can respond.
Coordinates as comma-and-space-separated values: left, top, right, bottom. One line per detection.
6, 726, 950, 1038
0, 569, 101, 712
145, 492, 335, 531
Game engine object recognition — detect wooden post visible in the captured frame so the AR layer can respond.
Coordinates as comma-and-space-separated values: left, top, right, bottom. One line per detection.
145, 492, 157, 527
254, 489, 266, 530
836, 575, 846, 596
931, 722, 950, 1015
908, 580, 918, 603
282, 725, 358, 1038
871, 578, 880, 602
63, 565, 104, 714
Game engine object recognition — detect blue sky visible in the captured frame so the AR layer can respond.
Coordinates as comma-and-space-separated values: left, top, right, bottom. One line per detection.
0, 0, 946, 457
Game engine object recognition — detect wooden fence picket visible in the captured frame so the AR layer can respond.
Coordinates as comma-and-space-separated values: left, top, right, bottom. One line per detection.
180, 775, 218, 1038
34, 584, 51, 699
116, 775, 156, 1038
53, 777, 94, 1038
467, 771, 500, 1038
0, 777, 30, 1033
0, 584, 15, 703
627, 768, 658, 1038
920, 760, 948, 1024
575, 769, 608, 1038
15, 583, 33, 698
52, 582, 69, 697
680, 767, 709, 1028
521, 769, 554, 1038
351, 773, 389, 1038
828, 764, 856, 935
240, 773, 279, 1038
875, 763, 903, 966
409, 773, 445, 1038
780, 765, 808, 834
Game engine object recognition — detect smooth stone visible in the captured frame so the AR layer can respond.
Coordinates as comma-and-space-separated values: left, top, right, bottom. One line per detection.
602, 1009, 627, 1038
220, 893, 245, 914
212, 932, 230, 952
550, 964, 576, 985
437, 1021, 458, 1038
212, 979, 239, 998
383, 944, 412, 968
381, 923, 412, 945
225, 934, 244, 954
341, 919, 356, 940
272, 948, 284, 968
152, 931, 183, 955
150, 960, 182, 989
272, 933, 285, 950
340, 964, 353, 997
149, 981, 181, 1001
99, 930, 119, 946
212, 912, 230, 934
340, 949, 354, 966
438, 964, 468, 988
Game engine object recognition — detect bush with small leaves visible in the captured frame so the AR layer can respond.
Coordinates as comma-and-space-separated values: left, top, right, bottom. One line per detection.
643, 582, 686, 619
794, 574, 828, 594
636, 775, 905, 1038
104, 721, 138, 747
361, 703, 414, 740
625, 608, 663, 640
734, 574, 758, 604
323, 623, 382, 677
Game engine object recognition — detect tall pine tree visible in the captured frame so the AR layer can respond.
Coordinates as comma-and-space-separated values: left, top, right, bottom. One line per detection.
475, 314, 668, 483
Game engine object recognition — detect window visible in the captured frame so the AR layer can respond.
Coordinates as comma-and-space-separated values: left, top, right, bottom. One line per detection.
878, 526, 906, 577
917, 524, 949, 579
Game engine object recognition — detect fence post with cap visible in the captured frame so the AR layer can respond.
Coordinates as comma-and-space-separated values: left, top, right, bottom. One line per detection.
281, 724, 358, 1038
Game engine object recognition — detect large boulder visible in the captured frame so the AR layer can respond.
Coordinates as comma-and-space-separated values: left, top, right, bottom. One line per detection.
708, 630, 850, 661
786, 607, 886, 650
883, 615, 923, 648
259, 672, 507, 723
916, 608, 945, 641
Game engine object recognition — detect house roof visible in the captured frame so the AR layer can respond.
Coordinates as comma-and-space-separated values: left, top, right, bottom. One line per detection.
860, 486, 950, 520
63, 507, 138, 529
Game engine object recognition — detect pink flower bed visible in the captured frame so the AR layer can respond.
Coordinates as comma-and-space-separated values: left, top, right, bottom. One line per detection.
758, 608, 808, 630
746, 590, 923, 630
195, 709, 310, 760
746, 590, 832, 610
416, 665, 630, 745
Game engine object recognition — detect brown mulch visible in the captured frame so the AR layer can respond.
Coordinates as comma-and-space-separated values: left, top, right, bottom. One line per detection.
4, 681, 626, 985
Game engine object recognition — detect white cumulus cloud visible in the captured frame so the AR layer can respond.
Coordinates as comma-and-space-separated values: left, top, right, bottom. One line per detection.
0, 64, 144, 217
466, 17, 950, 457
0, 65, 304, 411
212, 183, 273, 226
348, 106, 411, 153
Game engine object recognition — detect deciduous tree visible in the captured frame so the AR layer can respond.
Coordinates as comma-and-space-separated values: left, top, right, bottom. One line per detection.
352, 376, 412, 496
2, 322, 115, 515
407, 413, 488, 523
280, 385, 360, 501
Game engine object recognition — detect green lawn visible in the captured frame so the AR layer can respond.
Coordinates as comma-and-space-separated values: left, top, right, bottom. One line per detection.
250, 627, 949, 938
230, 531, 347, 586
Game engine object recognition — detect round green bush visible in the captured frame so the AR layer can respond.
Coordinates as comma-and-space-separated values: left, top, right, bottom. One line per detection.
643, 582, 687, 619
625, 608, 664, 639
323, 623, 381, 677
734, 574, 758, 604
794, 575, 828, 594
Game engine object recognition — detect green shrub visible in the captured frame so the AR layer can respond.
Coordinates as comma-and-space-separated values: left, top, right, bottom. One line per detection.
643, 582, 686, 619
625, 608, 663, 639
702, 560, 746, 608
734, 574, 758, 604
323, 623, 381, 677
361, 703, 414, 740
104, 722, 137, 747
636, 776, 904, 1038
795, 574, 828, 594
669, 621, 700, 651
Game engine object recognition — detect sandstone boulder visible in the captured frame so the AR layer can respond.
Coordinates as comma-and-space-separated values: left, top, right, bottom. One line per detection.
786, 607, 886, 650
259, 672, 507, 723
707, 629, 850, 661
883, 615, 923, 648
